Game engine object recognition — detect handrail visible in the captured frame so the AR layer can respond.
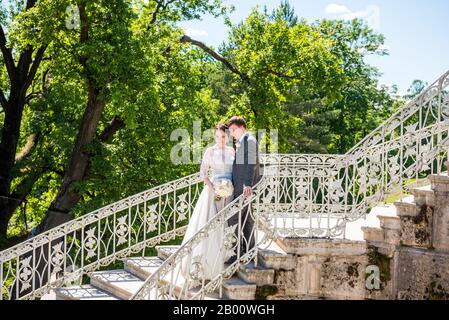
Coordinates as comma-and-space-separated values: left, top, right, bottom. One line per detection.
130, 70, 449, 299
130, 175, 271, 300
1, 69, 448, 300
345, 70, 449, 157
1, 172, 201, 258
1, 172, 203, 300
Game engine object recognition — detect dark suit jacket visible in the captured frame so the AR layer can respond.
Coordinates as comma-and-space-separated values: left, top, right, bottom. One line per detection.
232, 133, 261, 198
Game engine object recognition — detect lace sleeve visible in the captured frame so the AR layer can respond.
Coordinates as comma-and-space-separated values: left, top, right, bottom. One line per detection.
200, 147, 212, 180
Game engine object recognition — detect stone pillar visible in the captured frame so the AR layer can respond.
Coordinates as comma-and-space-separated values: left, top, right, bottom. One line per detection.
307, 255, 325, 297
378, 216, 401, 245
428, 175, 449, 251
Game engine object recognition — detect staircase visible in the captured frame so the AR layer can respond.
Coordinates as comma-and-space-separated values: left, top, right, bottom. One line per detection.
1, 70, 449, 300
55, 244, 295, 300
361, 172, 449, 300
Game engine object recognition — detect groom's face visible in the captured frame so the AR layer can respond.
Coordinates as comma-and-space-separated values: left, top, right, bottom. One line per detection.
229, 124, 245, 140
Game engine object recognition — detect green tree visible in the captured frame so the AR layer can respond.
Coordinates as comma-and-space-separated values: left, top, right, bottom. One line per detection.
0, 0, 231, 247
315, 19, 395, 153
0, 0, 63, 245
207, 7, 346, 152
0, 0, 398, 250
404, 79, 427, 100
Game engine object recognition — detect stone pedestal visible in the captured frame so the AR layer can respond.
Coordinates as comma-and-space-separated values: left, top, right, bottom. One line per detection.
275, 238, 368, 299
428, 175, 449, 251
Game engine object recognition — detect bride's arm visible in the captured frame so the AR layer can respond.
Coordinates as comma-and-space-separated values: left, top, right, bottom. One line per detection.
200, 147, 214, 189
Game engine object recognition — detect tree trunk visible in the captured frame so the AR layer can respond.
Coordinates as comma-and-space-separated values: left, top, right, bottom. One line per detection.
0, 0, 48, 244
0, 89, 27, 242
35, 80, 106, 233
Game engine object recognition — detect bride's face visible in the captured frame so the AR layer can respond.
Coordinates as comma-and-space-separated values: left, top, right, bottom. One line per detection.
215, 129, 228, 147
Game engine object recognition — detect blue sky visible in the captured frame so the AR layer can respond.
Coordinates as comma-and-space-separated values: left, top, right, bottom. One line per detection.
179, 0, 449, 95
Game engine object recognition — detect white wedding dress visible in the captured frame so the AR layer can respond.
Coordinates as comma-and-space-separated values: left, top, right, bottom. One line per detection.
180, 145, 235, 281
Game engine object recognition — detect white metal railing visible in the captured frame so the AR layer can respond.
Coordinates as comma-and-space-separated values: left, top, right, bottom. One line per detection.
130, 172, 275, 300
129, 70, 449, 300
1, 70, 448, 300
1, 173, 204, 300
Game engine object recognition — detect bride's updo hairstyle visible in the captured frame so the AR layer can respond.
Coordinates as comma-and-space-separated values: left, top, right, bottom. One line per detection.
215, 123, 229, 134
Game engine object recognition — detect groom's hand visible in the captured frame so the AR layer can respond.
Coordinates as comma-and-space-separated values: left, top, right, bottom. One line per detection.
243, 186, 252, 197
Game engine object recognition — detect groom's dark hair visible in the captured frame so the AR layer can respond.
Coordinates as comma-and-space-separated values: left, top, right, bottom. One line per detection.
227, 116, 246, 128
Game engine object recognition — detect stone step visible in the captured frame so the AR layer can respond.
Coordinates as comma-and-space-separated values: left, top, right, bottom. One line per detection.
237, 262, 275, 286
429, 173, 449, 192
378, 215, 401, 244
125, 256, 227, 300
90, 270, 144, 300
361, 226, 384, 242
124, 257, 165, 280
394, 195, 420, 217
276, 238, 367, 256
156, 245, 181, 261
377, 215, 401, 230
222, 277, 257, 300
411, 185, 434, 206
55, 285, 118, 300
258, 249, 296, 270
404, 178, 431, 192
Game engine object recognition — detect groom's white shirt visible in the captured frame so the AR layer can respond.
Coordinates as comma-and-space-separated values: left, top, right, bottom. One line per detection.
236, 132, 249, 148
239, 132, 249, 142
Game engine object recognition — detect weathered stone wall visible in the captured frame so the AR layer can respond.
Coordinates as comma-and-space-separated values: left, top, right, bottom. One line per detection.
364, 245, 395, 300
263, 238, 449, 300
320, 255, 367, 299
395, 247, 449, 300
399, 205, 433, 248
268, 239, 369, 299
262, 172, 449, 300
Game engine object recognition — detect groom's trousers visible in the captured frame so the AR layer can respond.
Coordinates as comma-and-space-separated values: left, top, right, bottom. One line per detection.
227, 195, 255, 262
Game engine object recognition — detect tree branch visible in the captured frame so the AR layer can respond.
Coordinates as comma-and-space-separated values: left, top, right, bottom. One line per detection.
99, 116, 125, 143
149, 0, 164, 26
180, 34, 249, 81
24, 45, 48, 92
148, 0, 177, 28
26, 0, 38, 10
25, 68, 51, 105
24, 91, 42, 105
0, 25, 16, 80
15, 132, 41, 163
261, 68, 297, 80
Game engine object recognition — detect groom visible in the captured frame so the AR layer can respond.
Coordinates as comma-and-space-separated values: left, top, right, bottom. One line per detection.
227, 116, 261, 263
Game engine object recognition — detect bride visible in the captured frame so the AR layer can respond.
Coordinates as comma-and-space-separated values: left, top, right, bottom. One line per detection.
180, 123, 235, 283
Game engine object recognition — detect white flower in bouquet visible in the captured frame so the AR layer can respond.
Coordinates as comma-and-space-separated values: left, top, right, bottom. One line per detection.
213, 178, 234, 201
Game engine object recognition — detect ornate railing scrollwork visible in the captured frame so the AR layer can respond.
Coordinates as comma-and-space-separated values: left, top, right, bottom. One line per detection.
1, 173, 203, 300
2, 70, 449, 300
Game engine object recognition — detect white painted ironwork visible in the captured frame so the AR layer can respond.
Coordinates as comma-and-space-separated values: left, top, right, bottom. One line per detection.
130, 173, 275, 300
1, 70, 448, 300
0, 173, 203, 300
130, 70, 449, 300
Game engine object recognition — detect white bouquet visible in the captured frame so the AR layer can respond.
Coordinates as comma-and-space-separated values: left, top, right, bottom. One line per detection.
213, 178, 234, 201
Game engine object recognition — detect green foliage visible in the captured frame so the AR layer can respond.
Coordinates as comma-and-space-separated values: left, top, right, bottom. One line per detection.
217, 7, 347, 152
208, 6, 399, 154
1, 0, 404, 241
